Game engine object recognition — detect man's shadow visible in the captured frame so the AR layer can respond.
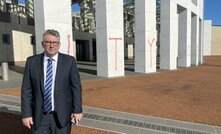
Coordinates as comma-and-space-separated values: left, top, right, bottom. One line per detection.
0, 107, 30, 134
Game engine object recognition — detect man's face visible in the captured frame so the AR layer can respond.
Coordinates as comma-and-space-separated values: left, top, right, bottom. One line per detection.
42, 34, 60, 57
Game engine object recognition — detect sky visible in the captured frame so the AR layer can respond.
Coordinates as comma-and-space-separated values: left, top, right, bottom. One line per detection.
18, 0, 220, 26
204, 0, 221, 25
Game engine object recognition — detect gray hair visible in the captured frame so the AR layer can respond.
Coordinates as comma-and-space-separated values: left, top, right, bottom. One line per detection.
43, 29, 60, 41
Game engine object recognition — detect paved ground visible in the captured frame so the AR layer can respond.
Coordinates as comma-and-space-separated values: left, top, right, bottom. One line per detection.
0, 60, 142, 89
0, 56, 221, 134
1, 94, 220, 134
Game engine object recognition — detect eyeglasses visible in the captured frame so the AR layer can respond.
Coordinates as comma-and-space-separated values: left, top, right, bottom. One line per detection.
43, 41, 60, 46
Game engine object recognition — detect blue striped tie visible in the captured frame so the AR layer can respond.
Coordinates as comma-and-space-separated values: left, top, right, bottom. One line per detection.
44, 59, 53, 113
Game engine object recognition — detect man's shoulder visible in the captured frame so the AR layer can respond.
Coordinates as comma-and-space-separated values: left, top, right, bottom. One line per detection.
27, 53, 43, 61
58, 53, 76, 60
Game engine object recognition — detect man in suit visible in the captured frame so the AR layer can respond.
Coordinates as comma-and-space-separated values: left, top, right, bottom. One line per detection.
21, 29, 83, 134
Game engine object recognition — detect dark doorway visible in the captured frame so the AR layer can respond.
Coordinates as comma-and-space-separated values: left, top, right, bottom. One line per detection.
92, 39, 97, 61
76, 40, 90, 61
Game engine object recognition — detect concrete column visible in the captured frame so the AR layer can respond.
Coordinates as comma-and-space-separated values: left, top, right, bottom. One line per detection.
73, 40, 76, 58
203, 20, 212, 56
127, 44, 134, 59
1, 62, 9, 81
135, 0, 156, 73
191, 15, 199, 66
34, 0, 74, 56
199, 0, 204, 62
124, 43, 134, 60
160, 0, 178, 70
198, 19, 203, 64
178, 9, 191, 67
95, 0, 124, 77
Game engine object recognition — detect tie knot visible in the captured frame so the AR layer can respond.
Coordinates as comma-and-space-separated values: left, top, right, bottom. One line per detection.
47, 58, 52, 63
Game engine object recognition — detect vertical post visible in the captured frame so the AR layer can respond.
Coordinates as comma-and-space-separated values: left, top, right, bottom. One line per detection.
127, 44, 134, 59
160, 0, 178, 70
198, 19, 203, 64
135, 0, 157, 73
96, 0, 124, 77
1, 62, 9, 81
203, 20, 212, 56
178, 9, 191, 67
191, 15, 199, 66
34, 0, 74, 56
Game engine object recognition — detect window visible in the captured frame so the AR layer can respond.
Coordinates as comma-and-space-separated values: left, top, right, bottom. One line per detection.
2, 34, 10, 44
30, 36, 36, 45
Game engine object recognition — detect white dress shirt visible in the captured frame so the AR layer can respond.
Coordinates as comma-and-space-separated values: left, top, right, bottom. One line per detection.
44, 53, 58, 111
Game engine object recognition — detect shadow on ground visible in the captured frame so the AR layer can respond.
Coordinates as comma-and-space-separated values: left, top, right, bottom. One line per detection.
0, 108, 30, 134
0, 107, 114, 134
9, 65, 24, 74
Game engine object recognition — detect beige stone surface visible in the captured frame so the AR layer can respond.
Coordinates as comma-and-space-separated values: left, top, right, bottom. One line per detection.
211, 26, 221, 55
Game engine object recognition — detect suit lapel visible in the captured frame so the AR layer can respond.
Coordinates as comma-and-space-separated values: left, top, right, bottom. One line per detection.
55, 53, 63, 91
38, 53, 44, 93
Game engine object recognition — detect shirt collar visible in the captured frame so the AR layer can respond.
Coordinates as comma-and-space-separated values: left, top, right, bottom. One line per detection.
44, 52, 58, 62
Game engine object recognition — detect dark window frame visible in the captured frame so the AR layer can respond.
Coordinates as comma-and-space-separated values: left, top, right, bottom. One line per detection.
2, 34, 10, 44
30, 35, 36, 45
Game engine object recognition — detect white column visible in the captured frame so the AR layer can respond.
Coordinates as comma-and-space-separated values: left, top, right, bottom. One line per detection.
160, 0, 178, 70
178, 9, 191, 67
199, 0, 204, 63
198, 19, 203, 64
191, 15, 199, 66
1, 62, 9, 81
34, 0, 74, 56
135, 0, 156, 73
73, 39, 76, 58
127, 44, 134, 59
203, 20, 212, 56
95, 0, 124, 77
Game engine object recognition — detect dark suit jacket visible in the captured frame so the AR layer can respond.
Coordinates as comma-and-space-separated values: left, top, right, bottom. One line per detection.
21, 52, 82, 129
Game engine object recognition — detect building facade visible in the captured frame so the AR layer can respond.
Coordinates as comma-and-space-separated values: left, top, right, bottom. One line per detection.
211, 25, 221, 55
0, 0, 35, 63
0, 0, 216, 77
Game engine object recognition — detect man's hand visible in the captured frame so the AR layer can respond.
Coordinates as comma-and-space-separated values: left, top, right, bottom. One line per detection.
22, 117, 33, 129
71, 113, 83, 125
